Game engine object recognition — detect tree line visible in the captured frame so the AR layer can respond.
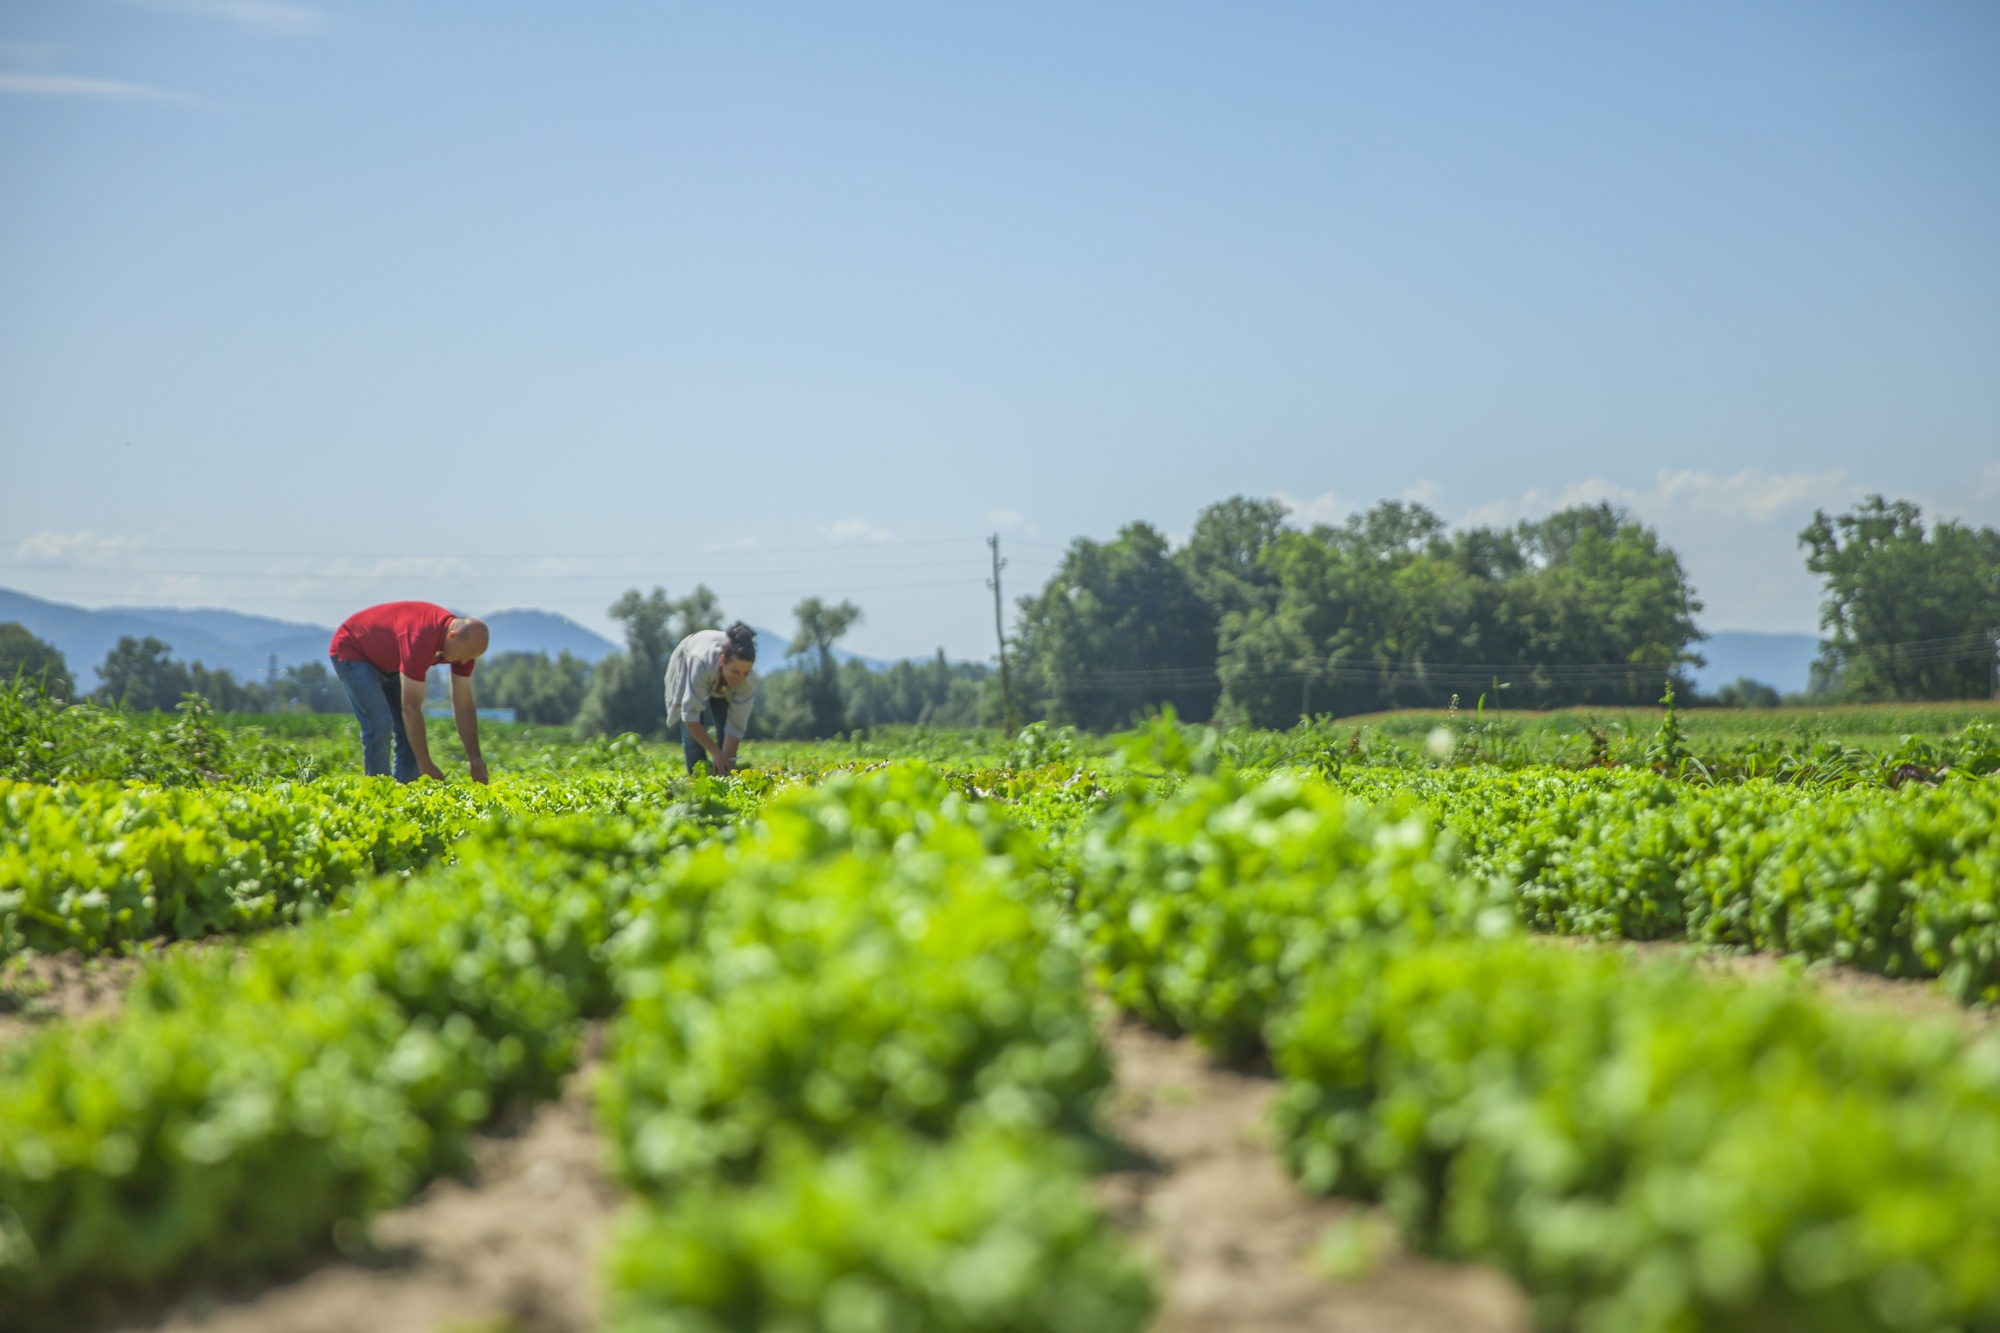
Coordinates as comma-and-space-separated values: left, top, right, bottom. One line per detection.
1006, 492, 2000, 727
5, 491, 1992, 735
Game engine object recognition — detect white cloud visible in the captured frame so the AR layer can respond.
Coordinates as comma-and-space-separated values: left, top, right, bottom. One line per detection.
0, 73, 182, 100
985, 508, 1043, 539
124, 0, 326, 35
822, 519, 891, 543
1273, 489, 1351, 527
1401, 479, 1443, 506
1461, 468, 1858, 530
14, 531, 146, 568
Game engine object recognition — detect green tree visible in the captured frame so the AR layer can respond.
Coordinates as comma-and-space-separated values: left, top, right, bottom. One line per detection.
1801, 496, 2000, 699
185, 662, 256, 713
1013, 523, 1219, 730
842, 651, 991, 730
95, 636, 193, 711
1210, 501, 1702, 726
272, 661, 345, 713
788, 597, 862, 738
1503, 503, 1704, 702
1176, 496, 1288, 624
480, 650, 594, 725
0, 623, 72, 699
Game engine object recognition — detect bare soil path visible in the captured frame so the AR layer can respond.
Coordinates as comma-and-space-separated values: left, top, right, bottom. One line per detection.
113, 1045, 618, 1333
1096, 1010, 1529, 1333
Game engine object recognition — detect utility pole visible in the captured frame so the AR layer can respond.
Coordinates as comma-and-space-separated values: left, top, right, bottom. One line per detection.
988, 534, 1018, 735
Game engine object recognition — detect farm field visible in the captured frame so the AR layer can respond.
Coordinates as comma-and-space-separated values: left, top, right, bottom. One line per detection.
5, 687, 2000, 1332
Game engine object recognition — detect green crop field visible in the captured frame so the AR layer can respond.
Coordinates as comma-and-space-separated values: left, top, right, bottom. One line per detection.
4, 681, 2000, 1331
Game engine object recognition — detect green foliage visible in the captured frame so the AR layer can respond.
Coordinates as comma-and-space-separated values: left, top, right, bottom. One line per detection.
82, 635, 332, 715
1272, 938, 2000, 1333
477, 650, 593, 725
93, 635, 193, 711
0, 812, 708, 1327
0, 626, 70, 701
1069, 760, 2000, 1331
1211, 500, 1704, 725
1076, 767, 1503, 1059
1802, 495, 2000, 700
599, 765, 1148, 1331
843, 650, 991, 731
785, 596, 863, 739
1013, 522, 1220, 730
1712, 675, 1783, 708
0, 680, 317, 787
608, 1126, 1153, 1333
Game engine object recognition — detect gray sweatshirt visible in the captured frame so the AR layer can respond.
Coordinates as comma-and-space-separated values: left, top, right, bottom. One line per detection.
662, 629, 756, 739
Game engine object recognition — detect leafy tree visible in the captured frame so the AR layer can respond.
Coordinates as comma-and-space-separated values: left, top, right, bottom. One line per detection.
1013, 523, 1219, 730
0, 623, 72, 699
479, 650, 593, 725
90, 635, 281, 713
1712, 676, 1782, 708
1801, 496, 2000, 700
95, 636, 193, 711
578, 586, 727, 737
271, 661, 345, 713
1201, 501, 1702, 726
788, 596, 863, 738
844, 651, 990, 730
1176, 496, 1288, 623
185, 662, 257, 713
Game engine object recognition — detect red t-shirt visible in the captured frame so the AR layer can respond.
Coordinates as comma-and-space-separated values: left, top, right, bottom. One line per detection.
330, 602, 475, 681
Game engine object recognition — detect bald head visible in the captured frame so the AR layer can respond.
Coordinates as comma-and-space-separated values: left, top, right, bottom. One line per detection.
443, 617, 489, 663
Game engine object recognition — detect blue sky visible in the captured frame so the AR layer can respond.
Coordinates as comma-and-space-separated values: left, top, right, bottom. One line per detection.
2, 1, 1996, 660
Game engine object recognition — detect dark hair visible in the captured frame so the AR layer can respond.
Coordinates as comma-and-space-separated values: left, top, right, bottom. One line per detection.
722, 621, 757, 662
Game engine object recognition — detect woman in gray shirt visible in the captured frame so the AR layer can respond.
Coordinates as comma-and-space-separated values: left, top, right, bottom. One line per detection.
664, 621, 758, 774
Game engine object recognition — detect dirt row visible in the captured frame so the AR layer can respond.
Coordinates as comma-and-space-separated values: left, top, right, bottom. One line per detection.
105, 1015, 1527, 1333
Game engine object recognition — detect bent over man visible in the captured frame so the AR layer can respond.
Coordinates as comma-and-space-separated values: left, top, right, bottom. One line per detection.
664, 621, 757, 774
330, 601, 490, 783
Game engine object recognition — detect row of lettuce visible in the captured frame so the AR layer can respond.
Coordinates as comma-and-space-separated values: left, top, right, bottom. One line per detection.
0, 772, 770, 959
1076, 769, 2000, 1333
0, 770, 1152, 1332
1333, 767, 2000, 1004
6, 755, 2000, 1329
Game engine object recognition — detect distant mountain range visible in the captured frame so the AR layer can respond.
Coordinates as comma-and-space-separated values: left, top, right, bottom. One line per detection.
0, 588, 894, 689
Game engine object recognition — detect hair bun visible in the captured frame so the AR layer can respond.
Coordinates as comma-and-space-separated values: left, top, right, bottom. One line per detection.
724, 621, 758, 661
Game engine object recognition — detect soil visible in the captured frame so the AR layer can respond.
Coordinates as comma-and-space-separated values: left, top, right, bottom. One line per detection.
1096, 1009, 1530, 1333
114, 1036, 620, 1333
0, 950, 152, 1046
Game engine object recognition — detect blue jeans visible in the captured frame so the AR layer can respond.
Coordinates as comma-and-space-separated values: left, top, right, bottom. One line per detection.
681, 699, 729, 775
333, 656, 420, 782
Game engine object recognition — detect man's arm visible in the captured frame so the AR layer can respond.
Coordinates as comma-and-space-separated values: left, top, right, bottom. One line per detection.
450, 673, 488, 784
400, 675, 446, 781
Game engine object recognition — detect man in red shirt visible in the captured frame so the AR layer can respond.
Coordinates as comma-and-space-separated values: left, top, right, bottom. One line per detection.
329, 602, 491, 783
